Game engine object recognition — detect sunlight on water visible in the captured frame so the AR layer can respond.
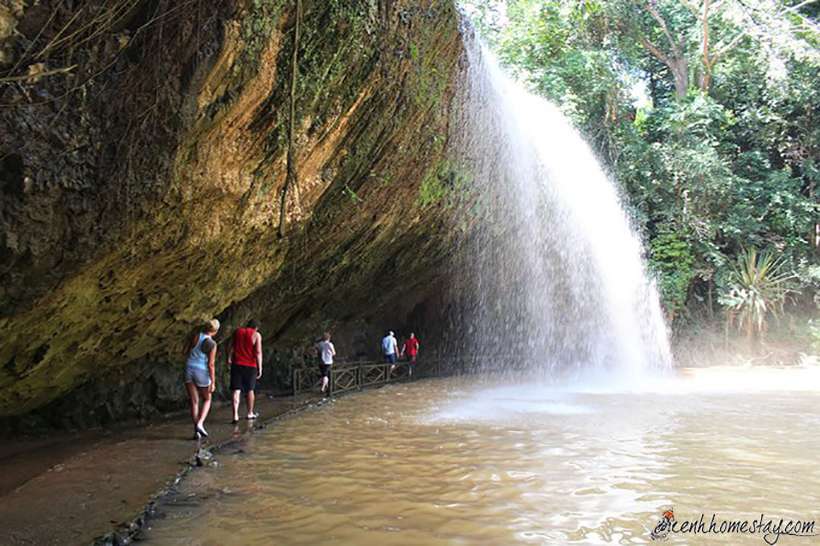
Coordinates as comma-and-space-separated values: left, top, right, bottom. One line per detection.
429, 366, 820, 423
141, 372, 820, 546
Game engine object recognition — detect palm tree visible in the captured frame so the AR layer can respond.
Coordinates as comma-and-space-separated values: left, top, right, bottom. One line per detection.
718, 247, 795, 343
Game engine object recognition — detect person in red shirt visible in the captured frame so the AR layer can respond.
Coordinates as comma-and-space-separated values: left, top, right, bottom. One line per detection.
400, 332, 420, 377
228, 319, 263, 423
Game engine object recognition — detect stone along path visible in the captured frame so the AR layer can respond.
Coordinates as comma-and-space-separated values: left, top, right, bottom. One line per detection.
0, 393, 319, 546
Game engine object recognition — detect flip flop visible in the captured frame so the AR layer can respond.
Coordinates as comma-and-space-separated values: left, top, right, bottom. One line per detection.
246, 412, 259, 420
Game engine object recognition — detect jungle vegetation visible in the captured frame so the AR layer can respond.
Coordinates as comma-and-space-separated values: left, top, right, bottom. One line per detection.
467, 0, 818, 341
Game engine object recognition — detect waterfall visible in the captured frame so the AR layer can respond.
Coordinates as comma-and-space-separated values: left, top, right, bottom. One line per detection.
449, 31, 672, 380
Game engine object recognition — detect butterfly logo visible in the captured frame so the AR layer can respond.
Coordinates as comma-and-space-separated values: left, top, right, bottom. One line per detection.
650, 507, 675, 541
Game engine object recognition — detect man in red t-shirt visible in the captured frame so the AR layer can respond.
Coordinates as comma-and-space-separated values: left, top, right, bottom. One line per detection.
228, 319, 263, 423
401, 332, 420, 377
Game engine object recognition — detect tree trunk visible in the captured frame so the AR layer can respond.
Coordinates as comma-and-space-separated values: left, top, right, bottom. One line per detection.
707, 280, 714, 320
640, 2, 689, 98
810, 177, 818, 251
638, 36, 689, 98
671, 57, 689, 98
700, 0, 713, 93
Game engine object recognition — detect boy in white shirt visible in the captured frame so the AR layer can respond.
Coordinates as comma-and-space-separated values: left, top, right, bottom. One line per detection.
316, 332, 336, 393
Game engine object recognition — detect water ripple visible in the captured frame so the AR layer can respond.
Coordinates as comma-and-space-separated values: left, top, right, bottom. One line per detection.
142, 376, 820, 545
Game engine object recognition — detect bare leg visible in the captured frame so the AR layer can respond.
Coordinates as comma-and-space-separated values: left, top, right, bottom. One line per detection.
232, 390, 241, 421
321, 376, 328, 392
246, 391, 256, 417
196, 387, 212, 429
185, 382, 199, 426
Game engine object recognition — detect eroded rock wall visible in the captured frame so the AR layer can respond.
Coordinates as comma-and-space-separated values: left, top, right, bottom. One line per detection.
0, 0, 466, 419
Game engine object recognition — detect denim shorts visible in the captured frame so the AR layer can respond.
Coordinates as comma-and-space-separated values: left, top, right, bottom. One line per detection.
184, 365, 211, 388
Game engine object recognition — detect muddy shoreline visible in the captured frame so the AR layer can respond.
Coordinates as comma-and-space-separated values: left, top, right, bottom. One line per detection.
92, 394, 332, 546
0, 392, 323, 546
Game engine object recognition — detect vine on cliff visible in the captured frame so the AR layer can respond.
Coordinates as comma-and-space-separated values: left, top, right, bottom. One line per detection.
277, 0, 301, 238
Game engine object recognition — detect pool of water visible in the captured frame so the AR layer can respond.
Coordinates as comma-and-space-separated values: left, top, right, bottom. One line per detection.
141, 368, 820, 545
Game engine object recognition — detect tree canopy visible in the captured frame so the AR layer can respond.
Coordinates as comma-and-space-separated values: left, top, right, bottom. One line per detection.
466, 0, 819, 326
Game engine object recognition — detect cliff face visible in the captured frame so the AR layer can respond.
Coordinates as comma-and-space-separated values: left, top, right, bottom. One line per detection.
0, 0, 466, 420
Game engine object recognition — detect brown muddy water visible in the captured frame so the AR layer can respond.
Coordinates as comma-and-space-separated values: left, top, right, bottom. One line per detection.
140, 368, 820, 545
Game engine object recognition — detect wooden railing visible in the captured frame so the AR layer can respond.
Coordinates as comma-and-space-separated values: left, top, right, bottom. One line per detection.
292, 360, 409, 396
291, 356, 530, 396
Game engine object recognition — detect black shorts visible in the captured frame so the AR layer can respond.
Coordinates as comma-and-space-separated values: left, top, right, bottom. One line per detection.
318, 364, 331, 378
230, 365, 257, 393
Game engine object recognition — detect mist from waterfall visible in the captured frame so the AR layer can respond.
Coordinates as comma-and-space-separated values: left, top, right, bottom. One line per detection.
448, 30, 672, 382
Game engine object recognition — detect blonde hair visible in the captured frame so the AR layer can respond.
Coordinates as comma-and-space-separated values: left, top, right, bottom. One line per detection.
205, 318, 220, 333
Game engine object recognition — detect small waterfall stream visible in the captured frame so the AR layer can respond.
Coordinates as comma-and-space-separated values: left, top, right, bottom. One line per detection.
450, 32, 672, 380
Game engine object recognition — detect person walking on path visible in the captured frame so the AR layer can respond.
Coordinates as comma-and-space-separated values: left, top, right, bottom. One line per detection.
228, 319, 263, 424
382, 330, 399, 367
316, 332, 336, 394
184, 319, 219, 439
401, 332, 420, 377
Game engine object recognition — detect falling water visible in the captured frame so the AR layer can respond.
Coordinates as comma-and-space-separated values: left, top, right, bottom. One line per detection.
449, 31, 672, 380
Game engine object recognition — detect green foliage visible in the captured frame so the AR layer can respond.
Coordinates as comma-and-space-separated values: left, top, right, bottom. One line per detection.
292, 1, 380, 131
418, 173, 447, 208
342, 184, 363, 204
406, 8, 456, 110
472, 0, 819, 323
718, 248, 796, 340
237, 1, 284, 79
649, 230, 695, 315
800, 264, 820, 308
417, 160, 472, 208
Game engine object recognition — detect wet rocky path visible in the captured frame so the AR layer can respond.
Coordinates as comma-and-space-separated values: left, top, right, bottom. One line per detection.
0, 393, 320, 546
